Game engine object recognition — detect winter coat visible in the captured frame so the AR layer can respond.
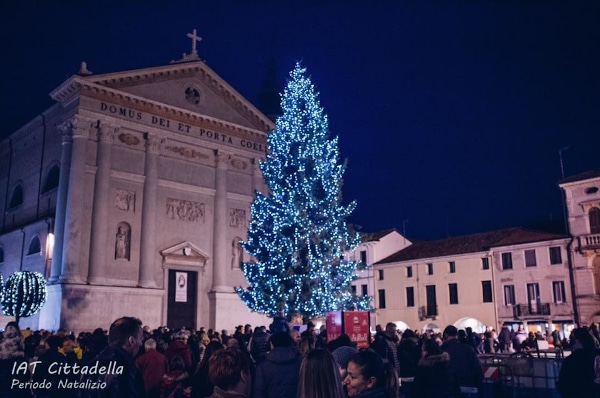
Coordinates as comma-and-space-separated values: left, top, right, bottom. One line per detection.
165, 340, 193, 371
248, 330, 270, 364
136, 348, 168, 398
441, 339, 483, 389
557, 347, 600, 398
353, 387, 388, 398
78, 345, 145, 398
253, 346, 302, 398
413, 352, 459, 398
397, 337, 421, 378
160, 370, 189, 398
34, 347, 79, 398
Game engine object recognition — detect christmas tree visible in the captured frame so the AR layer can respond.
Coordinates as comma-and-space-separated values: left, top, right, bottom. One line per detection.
236, 63, 370, 319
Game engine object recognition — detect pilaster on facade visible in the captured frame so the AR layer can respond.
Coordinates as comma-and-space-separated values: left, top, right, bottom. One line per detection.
211, 150, 232, 292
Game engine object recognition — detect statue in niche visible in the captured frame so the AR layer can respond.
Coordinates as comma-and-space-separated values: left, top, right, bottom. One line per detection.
231, 238, 243, 269
115, 224, 131, 260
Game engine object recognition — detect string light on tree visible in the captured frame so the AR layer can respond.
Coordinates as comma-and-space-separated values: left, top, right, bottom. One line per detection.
235, 63, 371, 319
0, 271, 47, 325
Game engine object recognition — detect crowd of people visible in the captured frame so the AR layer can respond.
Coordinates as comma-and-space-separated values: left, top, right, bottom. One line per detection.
0, 317, 599, 398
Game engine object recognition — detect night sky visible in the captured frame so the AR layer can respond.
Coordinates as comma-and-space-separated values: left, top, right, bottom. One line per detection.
1, 1, 599, 240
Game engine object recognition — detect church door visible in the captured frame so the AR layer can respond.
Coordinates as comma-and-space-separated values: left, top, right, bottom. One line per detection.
167, 270, 197, 330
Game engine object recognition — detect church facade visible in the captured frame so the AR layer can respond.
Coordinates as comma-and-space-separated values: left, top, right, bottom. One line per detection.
0, 40, 273, 332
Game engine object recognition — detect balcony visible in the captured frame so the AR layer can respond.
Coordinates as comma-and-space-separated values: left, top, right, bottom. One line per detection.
418, 305, 438, 321
578, 233, 600, 251
513, 303, 551, 318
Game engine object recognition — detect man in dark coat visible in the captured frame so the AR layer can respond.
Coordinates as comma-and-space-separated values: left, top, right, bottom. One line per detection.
253, 332, 302, 398
441, 325, 483, 396
557, 327, 600, 398
79, 316, 145, 398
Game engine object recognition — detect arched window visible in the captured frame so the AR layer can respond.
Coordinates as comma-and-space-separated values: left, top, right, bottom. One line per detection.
42, 165, 60, 193
28, 236, 41, 255
9, 184, 23, 209
590, 207, 600, 234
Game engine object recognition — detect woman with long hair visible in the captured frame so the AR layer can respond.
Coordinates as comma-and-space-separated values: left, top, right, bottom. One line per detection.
344, 349, 399, 398
297, 349, 345, 398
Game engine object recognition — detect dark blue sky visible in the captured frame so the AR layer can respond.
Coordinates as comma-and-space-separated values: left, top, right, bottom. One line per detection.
1, 1, 599, 240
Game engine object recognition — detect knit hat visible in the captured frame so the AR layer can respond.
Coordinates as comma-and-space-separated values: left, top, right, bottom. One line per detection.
332, 346, 359, 370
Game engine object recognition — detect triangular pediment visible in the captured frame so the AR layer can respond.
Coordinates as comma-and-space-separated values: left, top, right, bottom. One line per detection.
161, 241, 209, 267
52, 61, 274, 133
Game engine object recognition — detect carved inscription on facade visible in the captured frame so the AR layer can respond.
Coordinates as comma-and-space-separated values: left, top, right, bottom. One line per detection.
166, 198, 205, 222
115, 190, 136, 212
165, 145, 209, 160
230, 209, 246, 228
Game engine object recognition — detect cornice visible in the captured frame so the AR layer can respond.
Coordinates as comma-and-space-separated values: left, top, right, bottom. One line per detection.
59, 61, 275, 132
51, 76, 270, 143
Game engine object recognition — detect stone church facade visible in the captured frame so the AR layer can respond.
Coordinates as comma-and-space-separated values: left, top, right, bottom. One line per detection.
0, 43, 273, 332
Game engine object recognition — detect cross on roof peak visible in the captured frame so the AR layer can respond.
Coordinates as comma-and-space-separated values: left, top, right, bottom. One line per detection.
171, 29, 203, 64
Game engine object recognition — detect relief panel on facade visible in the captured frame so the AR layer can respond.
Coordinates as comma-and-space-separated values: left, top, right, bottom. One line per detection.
115, 189, 136, 212
230, 208, 246, 228
165, 144, 210, 161
166, 198, 205, 222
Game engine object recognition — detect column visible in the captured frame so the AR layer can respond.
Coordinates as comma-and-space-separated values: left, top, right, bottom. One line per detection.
59, 115, 92, 283
87, 122, 117, 284
48, 122, 74, 284
138, 133, 162, 288
212, 150, 230, 292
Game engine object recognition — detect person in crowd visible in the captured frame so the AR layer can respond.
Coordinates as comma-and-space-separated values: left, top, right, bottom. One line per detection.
300, 321, 316, 348
254, 332, 302, 398
166, 331, 193, 372
413, 338, 456, 398
397, 329, 421, 398
332, 345, 359, 380
0, 321, 30, 398
207, 348, 252, 398
344, 349, 399, 398
193, 340, 224, 398
521, 331, 538, 351
440, 325, 483, 397
160, 355, 191, 398
512, 325, 528, 352
371, 322, 401, 375
483, 330, 496, 353
498, 325, 512, 353
220, 329, 231, 347
297, 348, 346, 398
299, 335, 314, 357
243, 324, 253, 348
328, 334, 356, 351
136, 338, 168, 398
79, 316, 145, 397
34, 335, 75, 398
248, 326, 270, 365
557, 327, 600, 398
465, 327, 482, 354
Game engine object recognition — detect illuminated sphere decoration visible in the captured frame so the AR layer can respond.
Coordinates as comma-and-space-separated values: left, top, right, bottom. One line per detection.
0, 271, 48, 323
235, 63, 371, 319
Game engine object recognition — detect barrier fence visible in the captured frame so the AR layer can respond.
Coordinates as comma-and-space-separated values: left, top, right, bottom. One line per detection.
478, 352, 563, 398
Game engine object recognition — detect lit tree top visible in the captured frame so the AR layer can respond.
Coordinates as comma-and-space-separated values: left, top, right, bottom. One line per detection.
236, 63, 370, 319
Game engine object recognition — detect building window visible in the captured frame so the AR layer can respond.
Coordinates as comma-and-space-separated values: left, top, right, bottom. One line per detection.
549, 247, 562, 265
590, 207, 600, 234
426, 285, 437, 316
27, 236, 41, 255
351, 285, 357, 295
449, 283, 459, 305
360, 250, 367, 264
378, 289, 386, 309
9, 184, 23, 209
42, 165, 60, 193
553, 281, 566, 304
525, 249, 537, 267
449, 261, 456, 273
378, 270, 384, 280
0, 247, 4, 263
501, 252, 513, 270
361, 284, 368, 296
406, 287, 415, 307
482, 257, 490, 270
427, 263, 434, 275
482, 280, 493, 303
504, 285, 515, 306
406, 266, 413, 278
